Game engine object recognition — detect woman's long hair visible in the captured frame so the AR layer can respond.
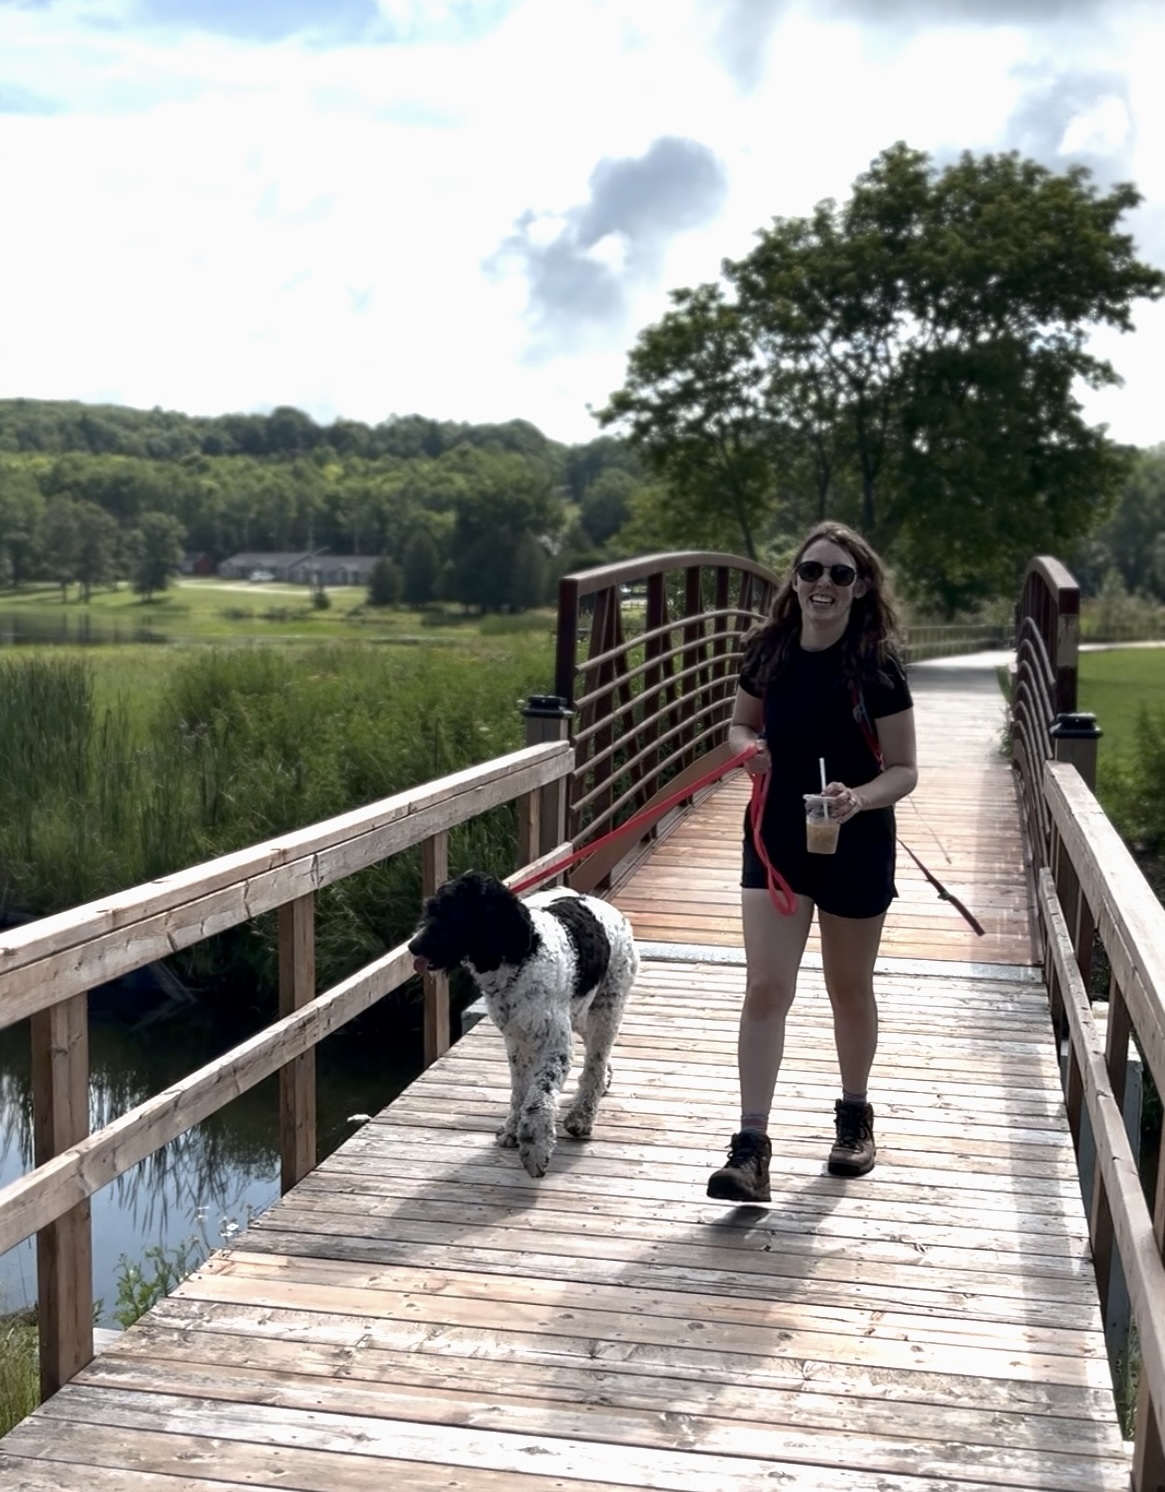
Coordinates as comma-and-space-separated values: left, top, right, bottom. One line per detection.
743, 522, 903, 691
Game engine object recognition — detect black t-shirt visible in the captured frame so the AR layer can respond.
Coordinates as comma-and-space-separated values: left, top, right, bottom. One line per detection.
740, 636, 913, 860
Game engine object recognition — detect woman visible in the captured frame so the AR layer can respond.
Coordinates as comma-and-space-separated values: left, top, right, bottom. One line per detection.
707, 521, 917, 1203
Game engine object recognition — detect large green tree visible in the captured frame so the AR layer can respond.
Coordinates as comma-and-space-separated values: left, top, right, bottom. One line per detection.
599, 143, 1163, 612
128, 511, 186, 602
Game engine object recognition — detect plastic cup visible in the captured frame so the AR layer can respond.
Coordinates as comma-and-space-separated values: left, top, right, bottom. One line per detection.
804, 793, 840, 855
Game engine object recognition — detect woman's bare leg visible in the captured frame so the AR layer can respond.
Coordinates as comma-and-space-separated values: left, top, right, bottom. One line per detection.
817, 908, 885, 1094
738, 888, 815, 1127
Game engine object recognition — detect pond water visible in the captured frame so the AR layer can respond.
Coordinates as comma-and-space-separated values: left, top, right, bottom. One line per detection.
0, 612, 170, 647
0, 980, 433, 1326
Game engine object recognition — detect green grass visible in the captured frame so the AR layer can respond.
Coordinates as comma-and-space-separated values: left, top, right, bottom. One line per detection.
0, 1311, 38, 1437
1077, 648, 1165, 756
0, 579, 560, 646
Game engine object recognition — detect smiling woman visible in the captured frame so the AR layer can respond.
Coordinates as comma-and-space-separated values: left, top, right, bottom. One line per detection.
707, 520, 918, 1203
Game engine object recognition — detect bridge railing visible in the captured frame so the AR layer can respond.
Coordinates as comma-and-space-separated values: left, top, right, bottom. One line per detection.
0, 741, 573, 1404
1041, 761, 1165, 1491
552, 551, 780, 890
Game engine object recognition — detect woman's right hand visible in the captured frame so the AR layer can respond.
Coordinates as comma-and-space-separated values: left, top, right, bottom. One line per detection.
745, 737, 770, 777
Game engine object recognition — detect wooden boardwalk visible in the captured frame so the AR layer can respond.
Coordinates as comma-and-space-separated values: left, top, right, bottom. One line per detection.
0, 658, 1130, 1490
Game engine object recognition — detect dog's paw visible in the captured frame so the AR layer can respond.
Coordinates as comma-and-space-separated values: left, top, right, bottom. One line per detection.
563, 1107, 594, 1140
495, 1122, 518, 1149
517, 1123, 554, 1178
519, 1142, 552, 1178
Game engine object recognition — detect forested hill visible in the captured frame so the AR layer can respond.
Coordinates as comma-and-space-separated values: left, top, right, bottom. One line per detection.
0, 399, 646, 609
0, 398, 568, 466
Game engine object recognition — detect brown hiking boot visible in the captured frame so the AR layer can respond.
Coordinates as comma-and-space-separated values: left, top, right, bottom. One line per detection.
707, 1129, 772, 1203
828, 1100, 876, 1177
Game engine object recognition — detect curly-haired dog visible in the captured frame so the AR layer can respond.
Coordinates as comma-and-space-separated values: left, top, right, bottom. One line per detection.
408, 870, 639, 1178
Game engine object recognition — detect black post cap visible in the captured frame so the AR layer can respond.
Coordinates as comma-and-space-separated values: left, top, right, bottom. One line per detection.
522, 694, 573, 718
1050, 712, 1103, 740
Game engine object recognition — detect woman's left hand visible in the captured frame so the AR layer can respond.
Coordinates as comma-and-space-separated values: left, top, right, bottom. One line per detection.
823, 781, 863, 824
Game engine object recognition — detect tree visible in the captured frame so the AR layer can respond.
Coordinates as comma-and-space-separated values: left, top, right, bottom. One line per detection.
74, 499, 120, 601
599, 143, 1164, 610
579, 468, 637, 547
366, 557, 401, 607
42, 497, 82, 600
401, 528, 440, 607
509, 532, 547, 610
128, 511, 185, 601
0, 462, 44, 586
1087, 445, 1165, 599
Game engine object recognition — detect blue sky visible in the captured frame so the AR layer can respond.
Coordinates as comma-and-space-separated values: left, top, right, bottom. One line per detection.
0, 0, 1161, 447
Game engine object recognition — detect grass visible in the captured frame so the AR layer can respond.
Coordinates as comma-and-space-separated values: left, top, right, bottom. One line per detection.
0, 636, 556, 993
0, 1310, 37, 1437
0, 579, 559, 647
1077, 647, 1165, 755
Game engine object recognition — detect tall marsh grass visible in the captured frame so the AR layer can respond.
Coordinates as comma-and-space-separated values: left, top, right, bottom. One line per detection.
0, 640, 553, 993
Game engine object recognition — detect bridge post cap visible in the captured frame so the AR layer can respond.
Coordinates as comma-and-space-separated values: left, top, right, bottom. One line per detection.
1050, 712, 1103, 739
522, 694, 573, 718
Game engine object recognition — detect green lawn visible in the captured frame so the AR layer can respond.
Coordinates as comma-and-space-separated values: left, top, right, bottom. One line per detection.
0, 579, 559, 647
1078, 646, 1165, 758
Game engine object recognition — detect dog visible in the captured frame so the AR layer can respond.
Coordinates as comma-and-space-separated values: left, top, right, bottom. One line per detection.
408, 870, 639, 1178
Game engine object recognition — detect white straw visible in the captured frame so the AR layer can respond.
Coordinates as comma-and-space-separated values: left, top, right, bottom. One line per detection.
819, 757, 827, 793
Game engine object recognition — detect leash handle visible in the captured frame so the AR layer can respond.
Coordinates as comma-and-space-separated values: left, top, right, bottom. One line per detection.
748, 767, 798, 918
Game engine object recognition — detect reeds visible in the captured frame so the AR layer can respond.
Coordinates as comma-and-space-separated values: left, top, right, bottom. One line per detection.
0, 639, 552, 991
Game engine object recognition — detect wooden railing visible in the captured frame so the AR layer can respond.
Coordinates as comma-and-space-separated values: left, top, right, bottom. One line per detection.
1009, 557, 1103, 963
0, 741, 573, 1403
553, 551, 780, 890
902, 621, 1013, 661
1040, 762, 1165, 1491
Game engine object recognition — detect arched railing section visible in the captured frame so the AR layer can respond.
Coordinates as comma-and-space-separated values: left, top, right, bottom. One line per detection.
551, 552, 781, 891
1041, 762, 1165, 1491
0, 742, 573, 1406
1010, 558, 1103, 962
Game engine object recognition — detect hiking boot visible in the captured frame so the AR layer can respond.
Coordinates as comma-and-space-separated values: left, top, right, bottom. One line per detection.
828, 1100, 876, 1177
707, 1129, 772, 1203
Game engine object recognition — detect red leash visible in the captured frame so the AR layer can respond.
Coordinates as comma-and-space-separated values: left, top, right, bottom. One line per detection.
512, 744, 798, 918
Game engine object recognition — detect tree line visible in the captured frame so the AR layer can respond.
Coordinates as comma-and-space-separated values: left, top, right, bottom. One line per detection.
0, 408, 646, 610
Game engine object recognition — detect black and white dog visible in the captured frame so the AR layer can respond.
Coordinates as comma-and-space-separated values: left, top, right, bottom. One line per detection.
408, 871, 639, 1178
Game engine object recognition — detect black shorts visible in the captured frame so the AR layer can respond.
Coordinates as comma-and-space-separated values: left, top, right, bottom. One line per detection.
741, 823, 897, 920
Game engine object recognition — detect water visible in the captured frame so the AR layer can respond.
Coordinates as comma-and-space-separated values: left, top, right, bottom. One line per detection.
0, 980, 428, 1326
0, 612, 170, 647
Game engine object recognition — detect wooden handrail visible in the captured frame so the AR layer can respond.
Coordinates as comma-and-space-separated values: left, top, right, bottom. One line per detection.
0, 739, 573, 1402
0, 743, 570, 1027
1041, 760, 1165, 1488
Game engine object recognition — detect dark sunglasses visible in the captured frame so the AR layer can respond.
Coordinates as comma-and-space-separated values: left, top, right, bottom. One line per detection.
795, 560, 858, 587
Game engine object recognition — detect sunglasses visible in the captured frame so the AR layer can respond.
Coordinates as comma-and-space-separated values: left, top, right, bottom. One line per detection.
795, 560, 858, 587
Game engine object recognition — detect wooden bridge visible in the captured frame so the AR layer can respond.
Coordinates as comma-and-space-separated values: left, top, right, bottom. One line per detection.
1, 552, 1164, 1490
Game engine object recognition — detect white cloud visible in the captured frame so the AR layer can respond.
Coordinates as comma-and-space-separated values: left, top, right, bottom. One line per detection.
0, 0, 1160, 448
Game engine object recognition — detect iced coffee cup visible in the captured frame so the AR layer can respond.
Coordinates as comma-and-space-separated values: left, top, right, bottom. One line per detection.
804, 794, 840, 855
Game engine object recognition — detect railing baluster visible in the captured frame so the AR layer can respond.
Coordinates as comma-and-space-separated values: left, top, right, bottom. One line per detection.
30, 993, 92, 1398
278, 893, 317, 1193
422, 830, 450, 1065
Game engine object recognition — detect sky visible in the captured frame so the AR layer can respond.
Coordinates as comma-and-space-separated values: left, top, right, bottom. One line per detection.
0, 0, 1162, 450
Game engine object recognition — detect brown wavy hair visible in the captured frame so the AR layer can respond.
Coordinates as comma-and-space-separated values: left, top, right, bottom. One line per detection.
742, 522, 903, 691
